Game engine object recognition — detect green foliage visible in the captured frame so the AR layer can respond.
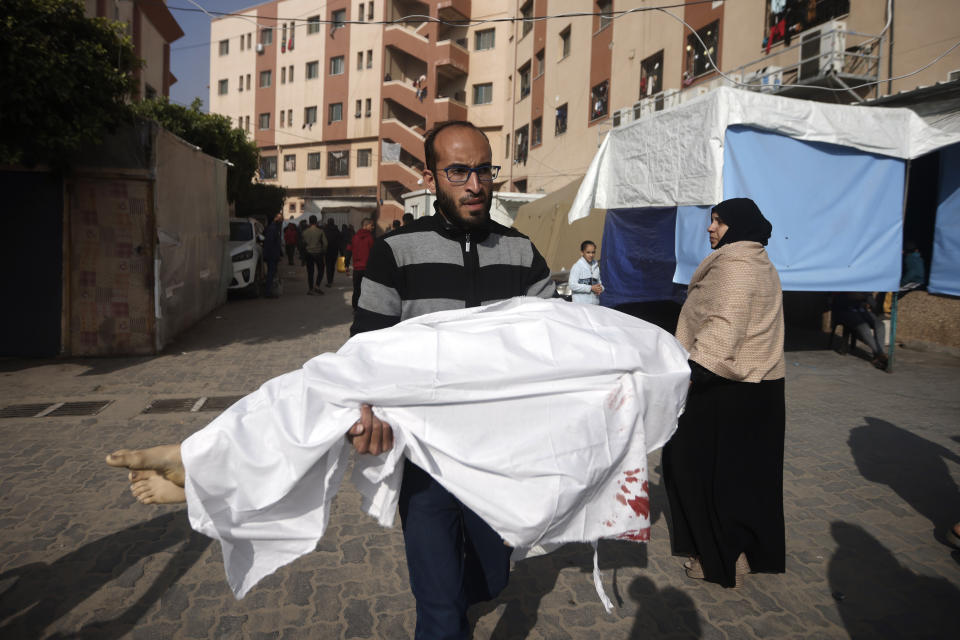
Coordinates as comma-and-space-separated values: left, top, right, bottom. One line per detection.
235, 183, 288, 221
131, 97, 259, 203
0, 0, 140, 166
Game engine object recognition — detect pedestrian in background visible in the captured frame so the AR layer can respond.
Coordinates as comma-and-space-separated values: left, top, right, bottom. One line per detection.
340, 223, 354, 271
663, 197, 786, 589
263, 212, 284, 298
322, 219, 341, 288
301, 215, 327, 295
283, 217, 299, 266
347, 218, 375, 310
568, 240, 603, 304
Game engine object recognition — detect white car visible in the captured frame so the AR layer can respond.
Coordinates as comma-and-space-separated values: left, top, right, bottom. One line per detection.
229, 218, 264, 295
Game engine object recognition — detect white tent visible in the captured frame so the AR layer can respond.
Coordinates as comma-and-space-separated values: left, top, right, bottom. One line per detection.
568, 87, 960, 300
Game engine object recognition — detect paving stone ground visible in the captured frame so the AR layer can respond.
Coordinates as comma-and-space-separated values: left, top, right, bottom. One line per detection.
1, 264, 958, 639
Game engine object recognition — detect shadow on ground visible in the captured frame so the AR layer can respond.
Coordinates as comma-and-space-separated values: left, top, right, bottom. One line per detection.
0, 511, 209, 639
828, 521, 960, 638
848, 417, 960, 547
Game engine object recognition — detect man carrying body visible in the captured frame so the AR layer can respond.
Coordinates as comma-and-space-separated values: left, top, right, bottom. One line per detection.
108, 122, 555, 639
347, 121, 554, 637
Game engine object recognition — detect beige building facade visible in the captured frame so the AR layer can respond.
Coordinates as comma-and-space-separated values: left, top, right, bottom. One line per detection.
209, 1, 959, 220
84, 0, 184, 99
508, 0, 960, 194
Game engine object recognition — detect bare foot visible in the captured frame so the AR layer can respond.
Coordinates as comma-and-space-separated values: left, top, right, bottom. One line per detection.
106, 444, 185, 487
129, 469, 187, 505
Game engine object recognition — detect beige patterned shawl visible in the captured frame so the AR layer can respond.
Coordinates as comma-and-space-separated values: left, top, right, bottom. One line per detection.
675, 241, 785, 382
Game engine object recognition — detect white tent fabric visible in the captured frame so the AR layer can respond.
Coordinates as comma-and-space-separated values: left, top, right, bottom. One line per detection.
570, 87, 960, 222
181, 298, 690, 603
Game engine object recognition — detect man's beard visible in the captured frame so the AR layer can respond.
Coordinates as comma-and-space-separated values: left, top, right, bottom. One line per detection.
436, 186, 490, 231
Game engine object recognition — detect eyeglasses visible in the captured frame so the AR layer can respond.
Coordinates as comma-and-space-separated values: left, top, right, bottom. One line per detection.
440, 164, 501, 184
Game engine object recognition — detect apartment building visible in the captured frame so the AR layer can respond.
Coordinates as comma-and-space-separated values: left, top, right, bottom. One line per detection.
83, 0, 184, 99
209, 0, 518, 226
508, 0, 960, 195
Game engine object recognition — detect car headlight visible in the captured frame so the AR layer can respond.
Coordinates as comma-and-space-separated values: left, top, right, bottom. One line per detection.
233, 250, 254, 262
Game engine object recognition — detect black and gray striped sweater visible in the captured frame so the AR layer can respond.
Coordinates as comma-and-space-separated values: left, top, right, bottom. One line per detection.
350, 210, 555, 336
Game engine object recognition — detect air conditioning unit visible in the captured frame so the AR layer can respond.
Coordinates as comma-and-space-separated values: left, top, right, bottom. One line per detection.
759, 66, 783, 92
256, 43, 264, 54
799, 20, 846, 81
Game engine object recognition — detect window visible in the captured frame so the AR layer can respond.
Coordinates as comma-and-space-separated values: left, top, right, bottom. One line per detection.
307, 152, 321, 170
330, 55, 344, 75
531, 117, 542, 147
219, 39, 229, 56
685, 20, 719, 80
520, 2, 533, 38
259, 156, 277, 179
306, 61, 319, 79
505, 133, 510, 158
359, 4, 364, 21
288, 65, 294, 82
238, 115, 242, 128
259, 70, 272, 88
560, 27, 571, 59
765, 0, 849, 49
328, 150, 349, 176
475, 28, 495, 51
281, 67, 286, 83
245, 74, 251, 90
304, 106, 317, 125
640, 50, 664, 97
515, 124, 528, 165
280, 110, 285, 127
328, 102, 343, 123
218, 79, 228, 95
555, 103, 568, 135
368, 1, 373, 20
261, 28, 273, 46
258, 112, 270, 130
366, 49, 373, 68
288, 108, 293, 126
289, 202, 296, 213
332, 9, 346, 29
307, 15, 320, 35
238, 75, 243, 92
473, 82, 493, 105
246, 33, 252, 49
357, 51, 364, 70
284, 154, 296, 172
355, 99, 363, 118
519, 62, 531, 99
535, 49, 545, 77
240, 36, 245, 51
365, 98, 372, 117
358, 148, 372, 167
590, 81, 608, 120
597, 0, 613, 32
244, 115, 250, 132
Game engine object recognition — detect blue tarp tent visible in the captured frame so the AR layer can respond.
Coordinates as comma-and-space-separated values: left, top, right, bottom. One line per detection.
569, 88, 960, 304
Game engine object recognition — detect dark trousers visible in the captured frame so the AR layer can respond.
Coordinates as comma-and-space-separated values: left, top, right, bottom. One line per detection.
285, 244, 296, 265
351, 269, 364, 310
324, 250, 338, 285
399, 460, 512, 640
306, 252, 324, 290
264, 259, 279, 296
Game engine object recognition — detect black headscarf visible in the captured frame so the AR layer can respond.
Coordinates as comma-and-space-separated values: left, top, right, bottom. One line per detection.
712, 197, 772, 249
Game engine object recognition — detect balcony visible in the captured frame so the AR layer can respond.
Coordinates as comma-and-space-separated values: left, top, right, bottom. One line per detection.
384, 25, 433, 64
380, 161, 423, 192
382, 119, 426, 163
727, 20, 881, 102
434, 96, 467, 122
437, 0, 470, 23
435, 39, 469, 76
383, 80, 424, 116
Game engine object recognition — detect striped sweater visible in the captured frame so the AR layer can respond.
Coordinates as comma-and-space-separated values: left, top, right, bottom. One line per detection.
351, 211, 555, 335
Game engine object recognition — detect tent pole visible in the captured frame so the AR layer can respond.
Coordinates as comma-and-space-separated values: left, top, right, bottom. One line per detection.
888, 158, 912, 373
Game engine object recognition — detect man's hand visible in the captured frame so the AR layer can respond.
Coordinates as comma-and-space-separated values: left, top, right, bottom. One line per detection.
347, 404, 395, 455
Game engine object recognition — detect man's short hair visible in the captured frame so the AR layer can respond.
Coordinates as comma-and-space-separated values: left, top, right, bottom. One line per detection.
424, 121, 490, 175
309, 215, 318, 224
402, 213, 415, 224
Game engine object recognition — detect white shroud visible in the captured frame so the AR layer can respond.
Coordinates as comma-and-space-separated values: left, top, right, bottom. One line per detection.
181, 297, 690, 605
